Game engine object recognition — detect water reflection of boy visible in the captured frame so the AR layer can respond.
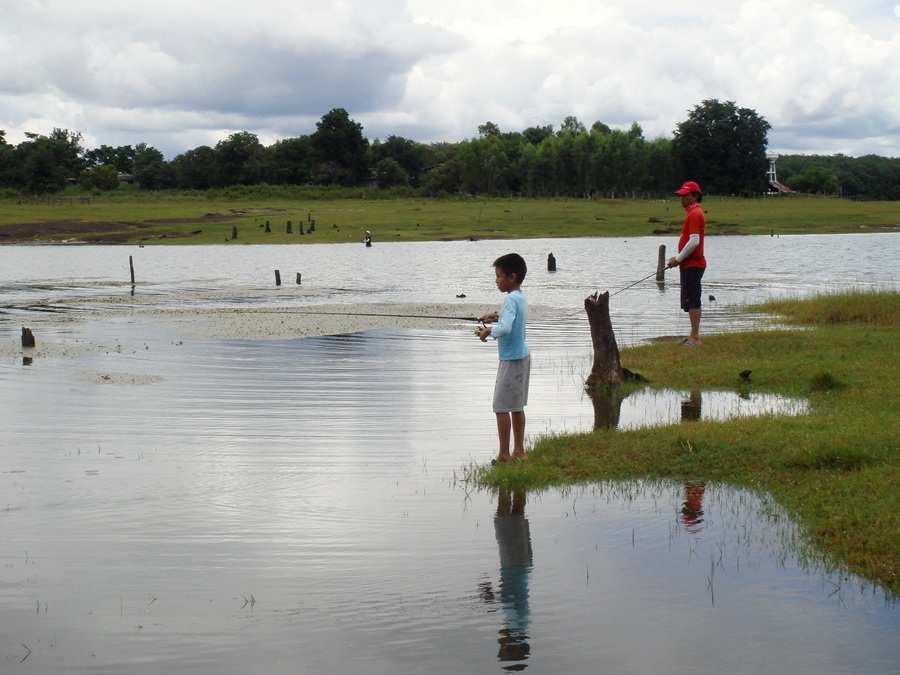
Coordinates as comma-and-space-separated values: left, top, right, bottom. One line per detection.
493, 489, 533, 668
680, 482, 706, 534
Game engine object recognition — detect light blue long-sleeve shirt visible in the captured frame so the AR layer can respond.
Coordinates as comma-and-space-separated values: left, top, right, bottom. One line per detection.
491, 290, 530, 361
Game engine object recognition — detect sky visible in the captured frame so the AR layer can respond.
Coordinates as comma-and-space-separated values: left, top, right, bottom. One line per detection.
2, 0, 899, 160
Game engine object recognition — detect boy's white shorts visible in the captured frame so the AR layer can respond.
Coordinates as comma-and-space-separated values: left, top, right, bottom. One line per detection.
492, 355, 531, 413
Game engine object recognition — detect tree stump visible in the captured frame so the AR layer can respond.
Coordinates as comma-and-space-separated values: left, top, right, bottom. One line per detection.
547, 252, 557, 272
584, 291, 622, 391
21, 327, 36, 348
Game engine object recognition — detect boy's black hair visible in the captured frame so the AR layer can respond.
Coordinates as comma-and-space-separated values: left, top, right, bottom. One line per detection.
493, 253, 527, 283
692, 191, 703, 203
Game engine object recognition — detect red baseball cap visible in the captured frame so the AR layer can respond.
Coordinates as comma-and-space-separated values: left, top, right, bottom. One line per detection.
675, 181, 701, 195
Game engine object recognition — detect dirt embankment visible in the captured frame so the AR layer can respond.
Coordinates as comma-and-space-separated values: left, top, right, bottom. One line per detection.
0, 214, 239, 244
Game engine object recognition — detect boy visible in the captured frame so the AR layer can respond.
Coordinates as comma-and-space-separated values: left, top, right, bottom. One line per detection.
477, 253, 531, 464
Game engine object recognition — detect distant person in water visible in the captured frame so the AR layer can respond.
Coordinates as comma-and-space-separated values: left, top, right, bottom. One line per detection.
364, 230, 372, 247
667, 181, 706, 346
477, 253, 530, 464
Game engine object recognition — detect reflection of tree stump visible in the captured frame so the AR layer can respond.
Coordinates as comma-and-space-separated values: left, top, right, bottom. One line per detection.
589, 390, 625, 429
584, 292, 622, 392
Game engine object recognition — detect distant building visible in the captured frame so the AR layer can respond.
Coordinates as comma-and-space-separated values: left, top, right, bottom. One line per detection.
766, 152, 795, 194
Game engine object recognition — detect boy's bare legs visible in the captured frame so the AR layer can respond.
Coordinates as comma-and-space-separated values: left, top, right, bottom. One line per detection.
496, 411, 527, 462
511, 411, 527, 459
496, 412, 512, 462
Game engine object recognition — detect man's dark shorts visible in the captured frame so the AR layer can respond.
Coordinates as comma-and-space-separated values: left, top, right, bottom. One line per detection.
680, 267, 705, 312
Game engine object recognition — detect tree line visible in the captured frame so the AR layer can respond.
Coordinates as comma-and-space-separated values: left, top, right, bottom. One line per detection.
1, 101, 898, 200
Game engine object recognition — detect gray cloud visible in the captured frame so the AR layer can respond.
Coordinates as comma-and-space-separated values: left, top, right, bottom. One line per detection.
1, 0, 898, 159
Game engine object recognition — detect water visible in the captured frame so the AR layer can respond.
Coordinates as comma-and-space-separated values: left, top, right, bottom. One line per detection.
1, 234, 898, 674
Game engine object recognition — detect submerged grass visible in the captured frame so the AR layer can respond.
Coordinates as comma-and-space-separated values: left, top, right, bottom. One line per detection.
472, 290, 900, 595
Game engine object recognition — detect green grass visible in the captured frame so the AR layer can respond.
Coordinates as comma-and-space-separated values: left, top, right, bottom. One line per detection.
2, 191, 899, 244
471, 290, 900, 596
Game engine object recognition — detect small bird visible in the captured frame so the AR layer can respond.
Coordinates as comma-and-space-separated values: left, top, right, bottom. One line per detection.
709, 294, 716, 301
739, 370, 752, 382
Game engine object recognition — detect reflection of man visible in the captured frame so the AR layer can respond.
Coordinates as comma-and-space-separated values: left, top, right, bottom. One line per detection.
492, 489, 533, 669
679, 482, 706, 534
681, 391, 702, 422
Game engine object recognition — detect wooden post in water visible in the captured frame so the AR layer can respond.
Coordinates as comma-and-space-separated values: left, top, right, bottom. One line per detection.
656, 245, 666, 283
296, 273, 302, 285
21, 327, 36, 348
129, 255, 135, 285
584, 291, 623, 392
547, 252, 557, 272
274, 270, 281, 286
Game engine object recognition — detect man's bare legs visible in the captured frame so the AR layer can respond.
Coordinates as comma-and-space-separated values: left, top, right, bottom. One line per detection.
496, 411, 527, 462
687, 308, 702, 345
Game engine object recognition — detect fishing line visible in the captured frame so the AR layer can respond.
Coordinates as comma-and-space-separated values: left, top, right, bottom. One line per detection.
243, 308, 481, 322
607, 269, 667, 297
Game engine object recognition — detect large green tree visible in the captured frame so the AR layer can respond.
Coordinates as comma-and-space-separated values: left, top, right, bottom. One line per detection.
310, 108, 369, 186
673, 99, 771, 194
215, 132, 264, 186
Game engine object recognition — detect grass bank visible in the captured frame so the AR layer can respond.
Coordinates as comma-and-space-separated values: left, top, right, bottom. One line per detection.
2, 191, 899, 243
473, 290, 900, 596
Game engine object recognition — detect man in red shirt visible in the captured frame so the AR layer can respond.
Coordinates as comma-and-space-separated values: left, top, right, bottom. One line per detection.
667, 181, 706, 346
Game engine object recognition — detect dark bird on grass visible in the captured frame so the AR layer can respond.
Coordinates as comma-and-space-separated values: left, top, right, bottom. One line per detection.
709, 294, 716, 301
739, 370, 752, 382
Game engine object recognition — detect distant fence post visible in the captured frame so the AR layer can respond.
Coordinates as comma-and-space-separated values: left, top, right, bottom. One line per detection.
296, 273, 302, 285
129, 255, 135, 285
275, 270, 281, 286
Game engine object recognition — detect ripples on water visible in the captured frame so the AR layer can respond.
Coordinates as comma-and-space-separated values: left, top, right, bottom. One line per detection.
1, 235, 898, 673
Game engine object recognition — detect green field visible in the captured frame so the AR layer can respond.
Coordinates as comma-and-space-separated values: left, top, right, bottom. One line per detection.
2, 192, 899, 244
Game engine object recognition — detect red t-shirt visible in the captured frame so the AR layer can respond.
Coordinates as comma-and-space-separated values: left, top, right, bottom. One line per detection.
678, 203, 706, 269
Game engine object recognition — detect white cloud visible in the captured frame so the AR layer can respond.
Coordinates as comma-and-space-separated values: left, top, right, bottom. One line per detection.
1, 0, 898, 158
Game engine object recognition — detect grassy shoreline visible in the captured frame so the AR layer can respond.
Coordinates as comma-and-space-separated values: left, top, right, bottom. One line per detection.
473, 290, 900, 596
2, 193, 899, 243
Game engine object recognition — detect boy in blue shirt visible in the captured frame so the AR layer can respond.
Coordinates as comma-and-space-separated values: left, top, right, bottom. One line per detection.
477, 253, 531, 464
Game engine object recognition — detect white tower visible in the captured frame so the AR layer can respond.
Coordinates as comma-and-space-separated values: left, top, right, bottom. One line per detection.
766, 151, 779, 184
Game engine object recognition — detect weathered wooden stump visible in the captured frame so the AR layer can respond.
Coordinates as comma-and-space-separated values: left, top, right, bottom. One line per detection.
274, 270, 281, 286
296, 273, 302, 285
21, 327, 36, 348
584, 291, 622, 391
656, 244, 666, 282
547, 252, 556, 272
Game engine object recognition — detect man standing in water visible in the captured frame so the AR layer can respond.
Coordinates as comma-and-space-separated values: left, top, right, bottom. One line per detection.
668, 181, 706, 346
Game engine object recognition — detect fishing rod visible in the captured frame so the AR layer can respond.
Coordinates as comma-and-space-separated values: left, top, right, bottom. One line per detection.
244, 308, 481, 322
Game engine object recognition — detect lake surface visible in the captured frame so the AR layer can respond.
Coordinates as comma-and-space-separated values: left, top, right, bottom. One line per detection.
1, 234, 898, 673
